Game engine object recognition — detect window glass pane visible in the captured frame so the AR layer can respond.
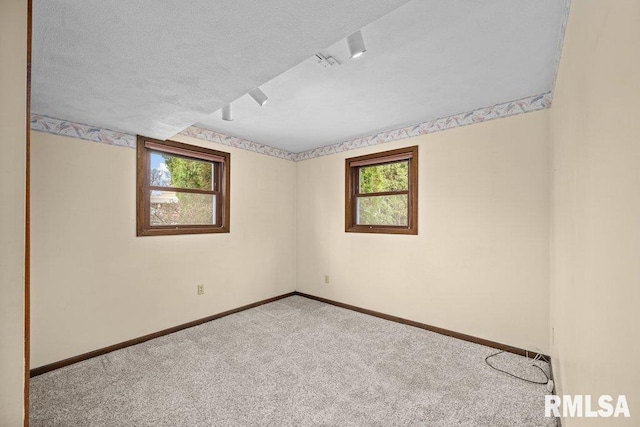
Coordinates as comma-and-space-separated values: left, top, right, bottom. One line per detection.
358, 161, 409, 193
150, 151, 213, 191
357, 194, 408, 226
150, 191, 216, 226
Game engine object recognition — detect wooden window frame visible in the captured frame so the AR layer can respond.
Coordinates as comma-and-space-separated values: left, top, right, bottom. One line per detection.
136, 136, 230, 236
345, 145, 418, 235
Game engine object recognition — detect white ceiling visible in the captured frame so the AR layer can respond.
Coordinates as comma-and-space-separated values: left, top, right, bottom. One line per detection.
31, 0, 411, 140
32, 1, 567, 153
196, 0, 567, 153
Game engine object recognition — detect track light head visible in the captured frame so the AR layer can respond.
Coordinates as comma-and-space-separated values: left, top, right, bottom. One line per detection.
222, 104, 233, 121
249, 88, 268, 107
347, 30, 366, 59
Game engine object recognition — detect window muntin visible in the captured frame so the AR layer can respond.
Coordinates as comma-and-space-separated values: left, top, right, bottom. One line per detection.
345, 146, 418, 234
137, 136, 230, 236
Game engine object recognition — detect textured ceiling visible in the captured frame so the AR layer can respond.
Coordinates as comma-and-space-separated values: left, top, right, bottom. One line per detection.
197, 0, 567, 152
31, 0, 411, 140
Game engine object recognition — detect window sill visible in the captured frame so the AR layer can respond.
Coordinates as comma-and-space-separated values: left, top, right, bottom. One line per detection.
137, 226, 229, 237
345, 225, 417, 235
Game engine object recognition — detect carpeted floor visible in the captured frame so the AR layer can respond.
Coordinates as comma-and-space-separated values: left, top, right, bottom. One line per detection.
30, 296, 556, 426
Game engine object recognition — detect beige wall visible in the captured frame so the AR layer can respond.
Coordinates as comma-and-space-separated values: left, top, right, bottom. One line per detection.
31, 132, 297, 368
550, 1, 640, 424
0, 0, 27, 424
297, 110, 551, 353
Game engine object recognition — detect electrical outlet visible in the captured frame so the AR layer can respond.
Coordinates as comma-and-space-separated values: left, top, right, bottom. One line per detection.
324, 275, 330, 284
197, 284, 204, 295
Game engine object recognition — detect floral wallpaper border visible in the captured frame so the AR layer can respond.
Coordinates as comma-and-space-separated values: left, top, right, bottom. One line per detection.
30, 114, 137, 148
30, 91, 552, 162
179, 126, 296, 161
292, 92, 552, 161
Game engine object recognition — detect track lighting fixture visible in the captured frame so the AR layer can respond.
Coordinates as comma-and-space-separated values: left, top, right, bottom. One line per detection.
222, 103, 232, 121
347, 30, 366, 59
249, 88, 268, 107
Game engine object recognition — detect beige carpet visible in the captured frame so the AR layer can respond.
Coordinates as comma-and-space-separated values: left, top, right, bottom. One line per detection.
30, 295, 556, 426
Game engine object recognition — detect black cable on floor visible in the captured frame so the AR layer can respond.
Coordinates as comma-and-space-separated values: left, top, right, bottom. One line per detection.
485, 351, 550, 385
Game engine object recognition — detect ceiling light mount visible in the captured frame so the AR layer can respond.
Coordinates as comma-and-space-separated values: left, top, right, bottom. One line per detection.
249, 88, 268, 107
347, 30, 366, 59
315, 53, 341, 68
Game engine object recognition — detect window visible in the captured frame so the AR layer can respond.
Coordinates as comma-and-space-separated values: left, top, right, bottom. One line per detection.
136, 136, 230, 236
345, 146, 418, 234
